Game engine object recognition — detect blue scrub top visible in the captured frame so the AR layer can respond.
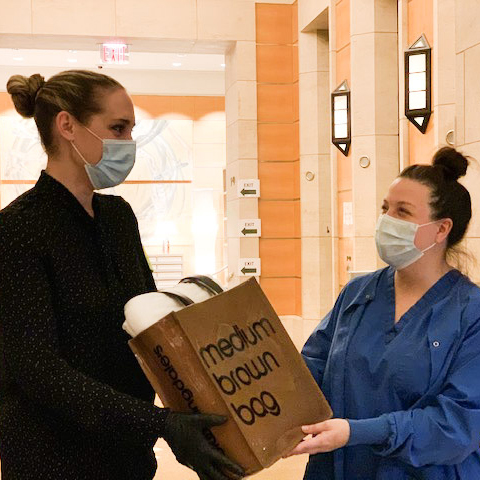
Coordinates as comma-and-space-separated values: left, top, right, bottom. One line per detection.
302, 267, 480, 480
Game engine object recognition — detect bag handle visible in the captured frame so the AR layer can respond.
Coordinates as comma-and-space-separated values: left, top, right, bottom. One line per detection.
179, 275, 224, 296
160, 290, 194, 306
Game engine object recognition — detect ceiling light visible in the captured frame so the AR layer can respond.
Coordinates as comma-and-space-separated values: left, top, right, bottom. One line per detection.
177, 53, 187, 58
68, 50, 77, 53
172, 62, 182, 67
13, 56, 24, 61
221, 63, 226, 67
67, 58, 78, 63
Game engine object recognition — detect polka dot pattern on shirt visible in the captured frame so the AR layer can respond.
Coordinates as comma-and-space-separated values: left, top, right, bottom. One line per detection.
0, 171, 167, 479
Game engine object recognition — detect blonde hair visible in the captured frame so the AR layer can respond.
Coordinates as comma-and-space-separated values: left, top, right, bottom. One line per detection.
7, 70, 122, 155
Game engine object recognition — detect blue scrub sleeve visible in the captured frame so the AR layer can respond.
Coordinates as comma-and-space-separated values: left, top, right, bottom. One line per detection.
347, 315, 480, 467
302, 288, 348, 386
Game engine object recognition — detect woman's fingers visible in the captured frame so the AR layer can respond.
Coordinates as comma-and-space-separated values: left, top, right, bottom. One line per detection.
284, 434, 325, 457
284, 419, 351, 457
283, 422, 331, 458
301, 420, 330, 435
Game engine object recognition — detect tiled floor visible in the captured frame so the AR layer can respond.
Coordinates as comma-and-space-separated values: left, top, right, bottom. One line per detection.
153, 438, 308, 479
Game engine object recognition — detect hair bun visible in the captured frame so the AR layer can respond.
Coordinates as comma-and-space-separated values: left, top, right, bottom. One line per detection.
6, 73, 45, 118
432, 146, 468, 181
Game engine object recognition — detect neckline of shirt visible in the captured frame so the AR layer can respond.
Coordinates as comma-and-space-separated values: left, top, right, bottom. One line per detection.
386, 267, 462, 332
37, 170, 101, 222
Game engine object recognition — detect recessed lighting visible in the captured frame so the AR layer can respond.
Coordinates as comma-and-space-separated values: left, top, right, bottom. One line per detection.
68, 50, 77, 53
67, 58, 78, 63
13, 57, 24, 61
221, 63, 226, 67
172, 62, 182, 67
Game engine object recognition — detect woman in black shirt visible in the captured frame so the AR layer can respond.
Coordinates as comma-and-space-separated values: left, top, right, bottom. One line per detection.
0, 70, 243, 480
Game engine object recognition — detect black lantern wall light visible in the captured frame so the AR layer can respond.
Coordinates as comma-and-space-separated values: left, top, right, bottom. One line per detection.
404, 34, 432, 133
331, 80, 351, 156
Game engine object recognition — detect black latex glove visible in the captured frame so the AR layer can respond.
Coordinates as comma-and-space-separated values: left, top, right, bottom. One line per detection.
163, 411, 245, 480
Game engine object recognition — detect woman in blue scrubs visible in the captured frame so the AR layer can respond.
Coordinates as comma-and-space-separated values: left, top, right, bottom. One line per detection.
288, 147, 480, 479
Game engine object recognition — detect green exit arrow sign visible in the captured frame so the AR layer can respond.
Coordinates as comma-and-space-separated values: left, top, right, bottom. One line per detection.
239, 219, 261, 237
238, 258, 261, 277
237, 179, 260, 198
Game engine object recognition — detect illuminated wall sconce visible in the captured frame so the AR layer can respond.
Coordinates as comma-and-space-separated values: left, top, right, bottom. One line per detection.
331, 80, 351, 156
405, 34, 431, 133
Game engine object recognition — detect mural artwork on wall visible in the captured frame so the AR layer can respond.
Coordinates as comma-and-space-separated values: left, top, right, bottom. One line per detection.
0, 107, 193, 246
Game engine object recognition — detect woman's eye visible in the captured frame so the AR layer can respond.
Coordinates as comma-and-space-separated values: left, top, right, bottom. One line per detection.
112, 125, 124, 133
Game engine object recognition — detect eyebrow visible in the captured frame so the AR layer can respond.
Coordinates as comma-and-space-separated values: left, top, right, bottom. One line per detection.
397, 201, 415, 208
381, 200, 416, 208
112, 118, 135, 126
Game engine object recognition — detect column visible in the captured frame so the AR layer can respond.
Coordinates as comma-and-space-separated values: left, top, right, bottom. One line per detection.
299, 25, 333, 320
350, 0, 399, 272
225, 40, 259, 288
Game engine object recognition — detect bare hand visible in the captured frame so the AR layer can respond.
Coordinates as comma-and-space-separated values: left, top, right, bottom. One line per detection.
284, 419, 350, 457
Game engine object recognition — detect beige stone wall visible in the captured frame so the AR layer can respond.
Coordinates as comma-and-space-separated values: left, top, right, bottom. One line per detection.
298, 2, 333, 324
0, 0, 298, 314
2, 0, 479, 324
298, 0, 399, 313
350, 0, 399, 278
455, 0, 480, 283
296, 0, 479, 307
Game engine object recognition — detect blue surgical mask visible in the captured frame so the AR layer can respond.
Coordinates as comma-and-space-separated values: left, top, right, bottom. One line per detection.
71, 126, 136, 190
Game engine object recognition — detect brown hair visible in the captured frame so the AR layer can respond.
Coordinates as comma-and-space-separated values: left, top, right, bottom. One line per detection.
6, 70, 123, 155
399, 147, 472, 250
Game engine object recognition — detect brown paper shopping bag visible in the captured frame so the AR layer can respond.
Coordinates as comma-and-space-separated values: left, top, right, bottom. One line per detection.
129, 277, 332, 475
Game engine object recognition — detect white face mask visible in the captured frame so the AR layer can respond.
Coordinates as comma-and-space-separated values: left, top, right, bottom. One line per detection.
71, 126, 136, 190
375, 214, 438, 270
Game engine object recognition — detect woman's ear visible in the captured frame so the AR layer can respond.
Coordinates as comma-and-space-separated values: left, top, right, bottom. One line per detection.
437, 218, 453, 244
55, 111, 77, 141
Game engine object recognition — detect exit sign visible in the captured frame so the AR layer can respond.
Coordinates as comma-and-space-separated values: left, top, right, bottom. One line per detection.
100, 43, 129, 64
